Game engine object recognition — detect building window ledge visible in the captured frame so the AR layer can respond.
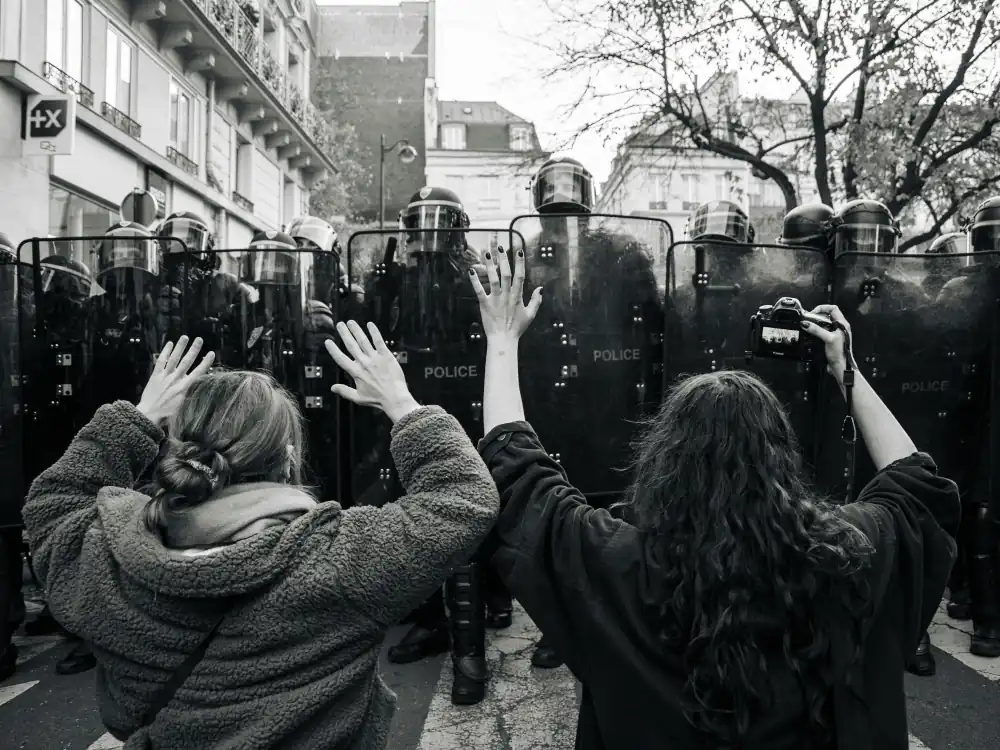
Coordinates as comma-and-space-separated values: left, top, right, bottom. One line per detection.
232, 191, 254, 212
167, 146, 200, 177
42, 63, 95, 109
100, 102, 141, 139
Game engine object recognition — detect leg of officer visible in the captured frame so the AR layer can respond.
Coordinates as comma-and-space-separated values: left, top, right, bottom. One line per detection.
0, 527, 25, 680
446, 561, 488, 705
387, 589, 449, 664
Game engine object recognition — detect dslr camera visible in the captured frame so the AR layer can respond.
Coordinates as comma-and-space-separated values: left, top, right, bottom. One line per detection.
747, 297, 836, 362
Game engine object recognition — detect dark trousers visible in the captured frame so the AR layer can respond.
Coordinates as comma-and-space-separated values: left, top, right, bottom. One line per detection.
0, 527, 25, 650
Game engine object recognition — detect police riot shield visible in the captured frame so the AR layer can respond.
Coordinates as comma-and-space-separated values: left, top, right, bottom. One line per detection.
14, 235, 187, 496
195, 245, 345, 504
814, 251, 1000, 502
345, 228, 522, 507
0, 251, 26, 528
508, 213, 674, 503
664, 240, 832, 469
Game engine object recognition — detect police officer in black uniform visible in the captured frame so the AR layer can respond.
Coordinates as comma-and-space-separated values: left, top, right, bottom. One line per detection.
922, 232, 967, 299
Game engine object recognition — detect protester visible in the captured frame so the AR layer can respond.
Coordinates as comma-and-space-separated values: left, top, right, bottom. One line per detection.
21, 329, 499, 748
469, 247, 960, 749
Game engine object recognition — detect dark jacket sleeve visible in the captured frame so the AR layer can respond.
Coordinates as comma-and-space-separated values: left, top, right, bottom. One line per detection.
330, 406, 500, 625
837, 452, 960, 648
21, 401, 163, 595
478, 421, 630, 682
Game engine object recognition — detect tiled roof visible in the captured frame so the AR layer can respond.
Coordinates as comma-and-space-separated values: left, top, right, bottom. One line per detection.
318, 3, 429, 58
439, 101, 530, 125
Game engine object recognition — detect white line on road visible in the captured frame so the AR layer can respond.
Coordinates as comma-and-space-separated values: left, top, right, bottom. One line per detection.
0, 680, 39, 707
927, 602, 1000, 681
909, 735, 931, 749
86, 733, 124, 749
13, 635, 67, 667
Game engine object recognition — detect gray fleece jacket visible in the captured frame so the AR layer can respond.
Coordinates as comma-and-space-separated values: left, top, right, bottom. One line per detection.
21, 400, 499, 749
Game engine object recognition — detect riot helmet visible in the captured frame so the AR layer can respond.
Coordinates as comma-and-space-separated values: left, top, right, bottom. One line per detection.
831, 199, 900, 257
287, 215, 340, 255
968, 196, 1000, 253
400, 186, 470, 255
687, 200, 756, 244
39, 254, 94, 302
927, 232, 968, 256
532, 156, 595, 215
158, 211, 214, 255
777, 204, 834, 253
0, 232, 14, 261
96, 221, 158, 276
244, 230, 301, 284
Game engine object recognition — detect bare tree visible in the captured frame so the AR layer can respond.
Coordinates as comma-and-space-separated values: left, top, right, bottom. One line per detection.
537, 0, 1000, 249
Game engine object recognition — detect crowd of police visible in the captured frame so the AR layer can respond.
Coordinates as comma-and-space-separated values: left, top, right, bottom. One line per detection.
1, 154, 999, 710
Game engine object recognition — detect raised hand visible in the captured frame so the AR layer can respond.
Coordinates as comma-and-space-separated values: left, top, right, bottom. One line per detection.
137, 336, 216, 425
468, 246, 542, 341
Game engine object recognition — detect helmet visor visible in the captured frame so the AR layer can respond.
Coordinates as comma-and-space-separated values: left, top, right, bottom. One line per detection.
98, 235, 158, 275
244, 249, 300, 284
834, 224, 897, 256
533, 163, 593, 212
970, 221, 1000, 253
689, 208, 751, 244
40, 262, 95, 299
160, 218, 210, 255
403, 206, 466, 253
288, 218, 338, 254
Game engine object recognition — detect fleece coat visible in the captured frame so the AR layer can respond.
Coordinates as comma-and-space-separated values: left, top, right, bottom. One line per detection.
21, 401, 500, 750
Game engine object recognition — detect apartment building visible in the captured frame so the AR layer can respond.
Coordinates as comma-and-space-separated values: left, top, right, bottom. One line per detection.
0, 0, 335, 248
425, 100, 547, 230
316, 1, 432, 224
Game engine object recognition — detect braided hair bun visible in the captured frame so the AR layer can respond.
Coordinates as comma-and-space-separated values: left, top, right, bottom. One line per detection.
155, 439, 231, 507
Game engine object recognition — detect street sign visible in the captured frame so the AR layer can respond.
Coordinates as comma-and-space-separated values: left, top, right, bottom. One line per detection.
120, 189, 159, 227
22, 93, 76, 156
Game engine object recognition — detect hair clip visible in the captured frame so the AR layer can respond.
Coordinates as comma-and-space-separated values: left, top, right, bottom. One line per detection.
182, 459, 219, 489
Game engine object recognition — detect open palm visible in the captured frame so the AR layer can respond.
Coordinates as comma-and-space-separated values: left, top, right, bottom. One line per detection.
469, 246, 542, 340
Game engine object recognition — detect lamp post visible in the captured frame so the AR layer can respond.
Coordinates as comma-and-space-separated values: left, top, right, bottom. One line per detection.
379, 134, 419, 230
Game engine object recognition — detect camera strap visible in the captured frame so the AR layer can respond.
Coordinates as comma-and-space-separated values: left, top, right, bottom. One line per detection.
839, 325, 858, 503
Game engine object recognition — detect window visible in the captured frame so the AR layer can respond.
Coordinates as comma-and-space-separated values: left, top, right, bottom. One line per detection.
715, 174, 727, 201
653, 174, 671, 204
48, 184, 116, 268
478, 175, 501, 211
509, 126, 531, 152
169, 80, 192, 157
441, 124, 467, 150
46, 0, 85, 82
105, 26, 134, 114
681, 173, 700, 205
235, 137, 253, 197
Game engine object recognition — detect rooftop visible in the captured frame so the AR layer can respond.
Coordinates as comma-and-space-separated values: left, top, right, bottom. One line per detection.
439, 101, 532, 125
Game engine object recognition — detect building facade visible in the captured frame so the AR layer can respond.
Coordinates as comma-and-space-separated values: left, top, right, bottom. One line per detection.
0, 0, 334, 249
424, 100, 547, 230
316, 0, 431, 224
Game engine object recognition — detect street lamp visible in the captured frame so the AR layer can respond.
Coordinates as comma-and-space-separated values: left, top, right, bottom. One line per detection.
379, 134, 419, 230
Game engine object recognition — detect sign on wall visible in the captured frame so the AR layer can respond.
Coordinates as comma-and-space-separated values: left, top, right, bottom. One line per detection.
22, 93, 76, 156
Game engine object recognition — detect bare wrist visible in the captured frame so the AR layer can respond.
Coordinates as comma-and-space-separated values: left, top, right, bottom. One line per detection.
384, 395, 421, 424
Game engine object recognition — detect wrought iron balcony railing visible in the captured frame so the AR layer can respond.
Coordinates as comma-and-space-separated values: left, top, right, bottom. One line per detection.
232, 191, 254, 212
167, 146, 199, 177
100, 102, 141, 139
189, 0, 334, 159
42, 62, 95, 109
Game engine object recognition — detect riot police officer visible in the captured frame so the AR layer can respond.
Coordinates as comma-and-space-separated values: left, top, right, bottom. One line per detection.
384, 187, 510, 705
532, 155, 595, 215
923, 232, 967, 298
776, 203, 834, 253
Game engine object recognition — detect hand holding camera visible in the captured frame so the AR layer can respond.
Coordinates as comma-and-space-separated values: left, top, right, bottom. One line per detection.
801, 304, 853, 383
747, 297, 853, 383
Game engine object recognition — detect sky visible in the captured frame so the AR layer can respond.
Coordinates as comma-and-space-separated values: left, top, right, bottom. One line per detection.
315, 0, 616, 181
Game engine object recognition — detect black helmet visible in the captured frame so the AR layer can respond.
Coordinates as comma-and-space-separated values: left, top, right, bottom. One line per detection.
245, 230, 300, 284
39, 254, 94, 300
968, 196, 1000, 253
287, 215, 340, 255
532, 156, 594, 215
400, 186, 470, 255
831, 199, 900, 257
927, 232, 968, 255
777, 203, 834, 253
96, 221, 157, 276
687, 200, 755, 244
158, 211, 213, 255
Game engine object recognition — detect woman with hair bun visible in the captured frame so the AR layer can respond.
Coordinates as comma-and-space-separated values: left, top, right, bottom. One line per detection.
21, 326, 499, 749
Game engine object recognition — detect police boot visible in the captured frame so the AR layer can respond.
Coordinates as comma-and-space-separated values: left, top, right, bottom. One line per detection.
531, 634, 563, 669
446, 564, 488, 706
948, 588, 972, 621
967, 506, 1000, 657
387, 590, 449, 665
484, 573, 513, 630
906, 631, 936, 677
948, 507, 973, 620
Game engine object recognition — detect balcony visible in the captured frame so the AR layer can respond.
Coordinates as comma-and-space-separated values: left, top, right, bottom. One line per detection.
167, 147, 199, 177
42, 63, 95, 109
147, 0, 335, 177
232, 190, 254, 212
101, 102, 141, 139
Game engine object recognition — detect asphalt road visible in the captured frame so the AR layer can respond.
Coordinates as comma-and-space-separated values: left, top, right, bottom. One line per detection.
0, 602, 997, 749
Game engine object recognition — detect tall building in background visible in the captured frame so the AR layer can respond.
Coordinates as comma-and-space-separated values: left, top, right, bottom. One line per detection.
316, 1, 432, 224
0, 0, 335, 245
425, 100, 548, 230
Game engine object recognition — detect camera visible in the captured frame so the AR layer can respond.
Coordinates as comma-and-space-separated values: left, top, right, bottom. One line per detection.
747, 297, 836, 361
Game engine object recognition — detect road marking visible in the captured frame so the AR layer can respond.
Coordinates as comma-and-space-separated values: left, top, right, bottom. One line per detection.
87, 733, 124, 749
12, 634, 67, 666
0, 680, 39, 707
909, 735, 930, 749
418, 602, 577, 749
927, 602, 1000, 681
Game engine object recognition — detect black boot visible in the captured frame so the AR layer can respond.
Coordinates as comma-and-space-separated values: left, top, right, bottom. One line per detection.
388, 590, 449, 665
23, 606, 65, 637
907, 631, 936, 676
56, 639, 95, 675
0, 642, 17, 682
484, 572, 512, 630
447, 563, 488, 705
948, 587, 972, 621
967, 506, 1000, 657
531, 633, 563, 669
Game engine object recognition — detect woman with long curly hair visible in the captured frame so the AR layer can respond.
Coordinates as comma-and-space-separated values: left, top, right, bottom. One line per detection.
470, 247, 959, 749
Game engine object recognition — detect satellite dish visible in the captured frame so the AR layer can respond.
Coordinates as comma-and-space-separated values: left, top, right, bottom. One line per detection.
120, 189, 159, 227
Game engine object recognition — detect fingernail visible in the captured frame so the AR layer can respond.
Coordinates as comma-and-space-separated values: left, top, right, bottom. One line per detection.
517, 250, 524, 257
485, 252, 491, 259
498, 247, 505, 253
468, 268, 475, 275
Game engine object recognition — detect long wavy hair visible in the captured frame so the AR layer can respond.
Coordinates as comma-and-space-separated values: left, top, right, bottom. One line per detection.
616, 370, 874, 747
